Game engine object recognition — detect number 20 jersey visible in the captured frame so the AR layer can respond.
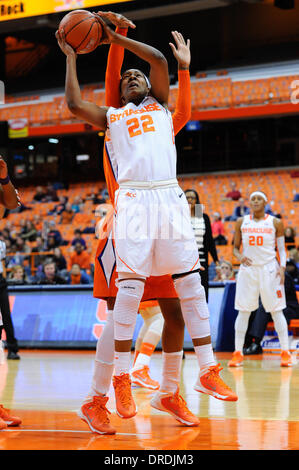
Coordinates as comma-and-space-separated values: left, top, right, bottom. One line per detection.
240, 214, 276, 266
106, 96, 176, 184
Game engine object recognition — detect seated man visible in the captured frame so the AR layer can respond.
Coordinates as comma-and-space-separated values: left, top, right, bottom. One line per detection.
244, 270, 299, 354
225, 198, 250, 221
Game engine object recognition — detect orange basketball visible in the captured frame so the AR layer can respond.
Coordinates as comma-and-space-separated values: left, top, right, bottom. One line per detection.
59, 10, 102, 54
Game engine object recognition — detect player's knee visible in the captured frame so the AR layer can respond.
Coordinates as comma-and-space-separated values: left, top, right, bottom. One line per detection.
113, 278, 145, 341
173, 272, 210, 339
174, 272, 207, 309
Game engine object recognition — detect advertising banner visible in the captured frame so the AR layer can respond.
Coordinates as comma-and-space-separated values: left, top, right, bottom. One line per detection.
0, 0, 132, 22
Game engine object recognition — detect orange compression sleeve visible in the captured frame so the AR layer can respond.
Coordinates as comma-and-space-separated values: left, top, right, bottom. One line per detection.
172, 69, 191, 136
105, 27, 128, 107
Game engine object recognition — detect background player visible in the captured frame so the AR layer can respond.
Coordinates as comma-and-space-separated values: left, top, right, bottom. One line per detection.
229, 190, 294, 368
0, 156, 22, 430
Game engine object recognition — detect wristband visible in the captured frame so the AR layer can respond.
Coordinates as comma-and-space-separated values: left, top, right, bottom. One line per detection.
0, 175, 10, 185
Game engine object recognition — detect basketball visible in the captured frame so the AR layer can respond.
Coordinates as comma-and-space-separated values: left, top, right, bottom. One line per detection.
59, 10, 102, 54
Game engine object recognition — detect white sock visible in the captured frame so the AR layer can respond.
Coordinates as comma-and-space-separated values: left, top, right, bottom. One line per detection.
235, 311, 251, 352
194, 343, 216, 371
132, 353, 150, 370
160, 351, 183, 394
114, 351, 132, 376
271, 310, 289, 351
86, 309, 115, 400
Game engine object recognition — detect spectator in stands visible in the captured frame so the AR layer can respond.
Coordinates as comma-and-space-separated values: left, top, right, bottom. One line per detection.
243, 271, 299, 355
52, 247, 67, 271
225, 198, 250, 221
48, 196, 68, 216
33, 186, 47, 203
37, 259, 67, 285
69, 242, 90, 272
59, 203, 74, 224
285, 258, 299, 284
211, 212, 227, 245
7, 265, 29, 285
284, 227, 296, 250
2, 227, 14, 244
213, 261, 235, 282
43, 183, 59, 203
32, 214, 43, 232
68, 263, 91, 285
185, 189, 219, 301
14, 236, 31, 254
222, 182, 242, 201
289, 248, 299, 269
293, 193, 299, 202
85, 190, 107, 205
32, 235, 47, 268
6, 244, 25, 269
71, 195, 84, 213
71, 229, 86, 249
19, 220, 37, 242
46, 221, 63, 248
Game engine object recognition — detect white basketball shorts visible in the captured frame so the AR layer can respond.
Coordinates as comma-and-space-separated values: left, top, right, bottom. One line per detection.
113, 182, 200, 277
234, 259, 286, 313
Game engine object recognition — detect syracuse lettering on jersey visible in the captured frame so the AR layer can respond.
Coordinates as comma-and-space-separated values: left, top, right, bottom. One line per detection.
109, 102, 161, 123
242, 227, 273, 234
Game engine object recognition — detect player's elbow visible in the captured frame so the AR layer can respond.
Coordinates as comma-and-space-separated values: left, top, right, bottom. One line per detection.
67, 99, 82, 115
152, 50, 168, 67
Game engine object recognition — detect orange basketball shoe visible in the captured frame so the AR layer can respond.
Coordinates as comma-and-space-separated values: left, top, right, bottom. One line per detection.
113, 373, 137, 419
0, 417, 7, 430
150, 388, 200, 426
281, 350, 294, 367
194, 364, 238, 401
228, 351, 244, 367
0, 405, 22, 426
131, 366, 160, 390
78, 396, 116, 435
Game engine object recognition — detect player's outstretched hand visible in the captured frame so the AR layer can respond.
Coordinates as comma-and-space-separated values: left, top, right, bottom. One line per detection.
169, 31, 190, 69
0, 156, 8, 179
94, 11, 136, 30
55, 29, 77, 58
92, 14, 116, 44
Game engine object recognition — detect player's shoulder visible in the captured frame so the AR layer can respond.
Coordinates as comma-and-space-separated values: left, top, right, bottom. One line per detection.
273, 216, 283, 228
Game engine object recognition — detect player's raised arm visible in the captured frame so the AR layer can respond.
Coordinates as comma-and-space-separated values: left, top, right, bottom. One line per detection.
95, 12, 136, 107
98, 17, 169, 106
56, 29, 108, 129
170, 31, 191, 136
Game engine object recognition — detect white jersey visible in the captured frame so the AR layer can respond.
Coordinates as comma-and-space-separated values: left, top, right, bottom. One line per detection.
106, 96, 176, 183
240, 214, 276, 266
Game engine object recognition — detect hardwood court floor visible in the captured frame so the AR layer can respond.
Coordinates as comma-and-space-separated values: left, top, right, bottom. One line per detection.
0, 350, 298, 450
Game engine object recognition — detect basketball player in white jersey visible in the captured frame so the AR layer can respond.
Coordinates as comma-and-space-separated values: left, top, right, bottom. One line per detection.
229, 190, 294, 368
57, 16, 237, 422
0, 155, 22, 429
